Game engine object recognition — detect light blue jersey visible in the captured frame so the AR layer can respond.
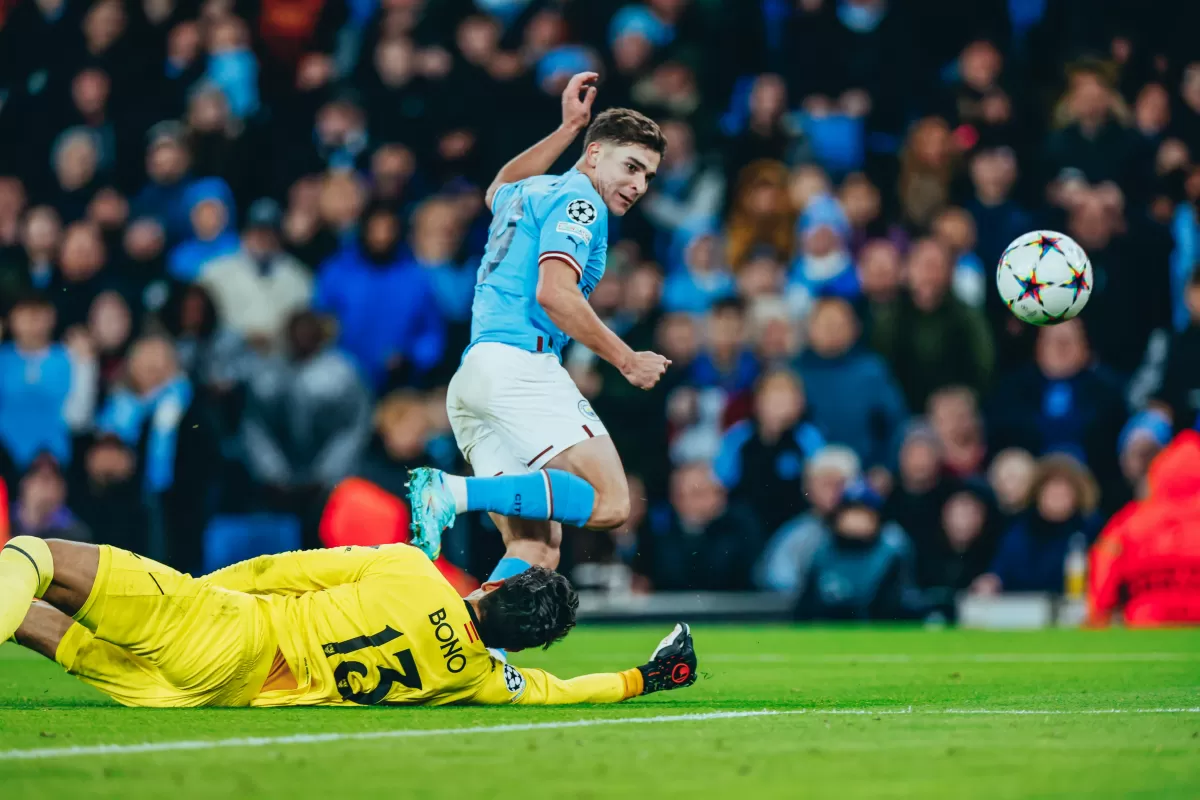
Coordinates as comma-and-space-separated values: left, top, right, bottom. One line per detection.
469, 168, 608, 360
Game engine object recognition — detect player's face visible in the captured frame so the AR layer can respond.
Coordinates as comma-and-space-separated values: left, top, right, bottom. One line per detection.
590, 143, 660, 216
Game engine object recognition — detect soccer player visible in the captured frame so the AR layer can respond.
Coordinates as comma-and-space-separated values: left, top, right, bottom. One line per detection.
0, 536, 697, 707
408, 72, 671, 590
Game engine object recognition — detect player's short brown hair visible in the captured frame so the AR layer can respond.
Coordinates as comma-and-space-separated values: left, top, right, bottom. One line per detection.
583, 108, 667, 157
476, 566, 579, 651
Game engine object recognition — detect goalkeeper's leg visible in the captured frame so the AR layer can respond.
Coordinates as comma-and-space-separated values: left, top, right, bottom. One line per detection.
0, 537, 91, 645
4, 539, 274, 706
15, 601, 185, 707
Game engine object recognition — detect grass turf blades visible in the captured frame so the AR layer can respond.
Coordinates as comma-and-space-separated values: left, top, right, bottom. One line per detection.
1, 626, 1198, 798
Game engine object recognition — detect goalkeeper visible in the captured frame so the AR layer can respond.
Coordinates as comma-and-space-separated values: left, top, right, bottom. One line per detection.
0, 537, 697, 707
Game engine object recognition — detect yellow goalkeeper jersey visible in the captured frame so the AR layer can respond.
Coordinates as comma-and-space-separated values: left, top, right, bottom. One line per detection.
204, 544, 641, 707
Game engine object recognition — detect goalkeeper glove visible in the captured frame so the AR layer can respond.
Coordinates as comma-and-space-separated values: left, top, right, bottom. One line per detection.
637, 623, 697, 694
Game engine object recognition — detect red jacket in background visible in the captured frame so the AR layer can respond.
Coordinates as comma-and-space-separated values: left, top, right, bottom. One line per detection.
1088, 430, 1200, 627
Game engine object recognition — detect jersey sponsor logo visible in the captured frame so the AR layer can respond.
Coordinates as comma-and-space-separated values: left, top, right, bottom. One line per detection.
503, 663, 526, 696
428, 608, 467, 673
578, 399, 599, 421
556, 220, 593, 245
566, 198, 598, 225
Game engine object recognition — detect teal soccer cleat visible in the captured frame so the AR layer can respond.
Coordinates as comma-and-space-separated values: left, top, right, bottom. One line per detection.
406, 467, 457, 560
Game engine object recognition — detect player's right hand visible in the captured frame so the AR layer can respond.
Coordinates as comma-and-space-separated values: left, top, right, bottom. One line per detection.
638, 623, 698, 695
561, 71, 598, 134
620, 350, 670, 390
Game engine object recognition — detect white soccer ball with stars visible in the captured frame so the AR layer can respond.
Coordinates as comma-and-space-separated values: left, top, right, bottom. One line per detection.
995, 230, 1092, 326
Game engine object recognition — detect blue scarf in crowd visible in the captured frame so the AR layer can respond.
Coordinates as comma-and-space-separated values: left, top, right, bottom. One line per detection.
97, 377, 194, 494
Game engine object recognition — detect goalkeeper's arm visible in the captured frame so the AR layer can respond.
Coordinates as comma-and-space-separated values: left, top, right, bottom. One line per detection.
473, 624, 698, 705
203, 545, 395, 596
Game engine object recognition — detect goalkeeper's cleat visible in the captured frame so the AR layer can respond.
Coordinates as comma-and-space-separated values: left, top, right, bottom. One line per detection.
638, 622, 698, 694
406, 467, 456, 561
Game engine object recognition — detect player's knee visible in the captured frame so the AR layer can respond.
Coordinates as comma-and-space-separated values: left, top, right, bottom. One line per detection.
589, 483, 630, 530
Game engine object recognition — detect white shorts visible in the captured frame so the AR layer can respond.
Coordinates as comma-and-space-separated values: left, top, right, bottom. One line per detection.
446, 342, 609, 477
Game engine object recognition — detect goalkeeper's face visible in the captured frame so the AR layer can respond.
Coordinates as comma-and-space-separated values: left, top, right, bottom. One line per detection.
588, 142, 661, 217
469, 566, 579, 652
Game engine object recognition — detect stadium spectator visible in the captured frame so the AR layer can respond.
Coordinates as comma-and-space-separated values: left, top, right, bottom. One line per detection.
856, 237, 902, 311
1044, 61, 1139, 187
897, 116, 957, 231
755, 444, 861, 593
793, 479, 923, 622
1146, 266, 1200, 431
661, 221, 735, 314
168, 177, 241, 283
987, 446, 1036, 523
72, 433, 144, 553
713, 368, 825, 534
971, 454, 1100, 595
839, 173, 906, 257
932, 207, 986, 309
314, 203, 445, 392
48, 128, 102, 224
130, 123, 195, 246
724, 159, 794, 269
0, 293, 88, 469
787, 193, 858, 317
199, 198, 313, 348
0, 206, 61, 313
403, 196, 475, 326
1116, 411, 1173, 499
355, 391, 435, 500
1068, 189, 1172, 376
647, 461, 764, 591
927, 386, 987, 479
916, 480, 1000, 615
96, 335, 219, 572
884, 423, 954, 547
242, 310, 371, 502
636, 118, 724, 255
796, 297, 907, 472
986, 320, 1127, 509
870, 238, 994, 412
10, 452, 90, 542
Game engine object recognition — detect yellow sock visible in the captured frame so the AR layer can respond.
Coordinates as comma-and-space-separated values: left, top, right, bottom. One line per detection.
0, 537, 54, 643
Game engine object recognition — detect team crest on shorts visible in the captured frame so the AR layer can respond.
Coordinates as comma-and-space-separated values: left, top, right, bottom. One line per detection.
578, 399, 599, 420
566, 198, 598, 225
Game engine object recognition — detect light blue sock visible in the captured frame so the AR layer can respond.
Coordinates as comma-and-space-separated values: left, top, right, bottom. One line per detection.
488, 557, 532, 583
464, 470, 595, 527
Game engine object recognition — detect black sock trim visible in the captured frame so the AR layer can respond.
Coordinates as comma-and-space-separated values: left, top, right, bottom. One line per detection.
3, 544, 41, 589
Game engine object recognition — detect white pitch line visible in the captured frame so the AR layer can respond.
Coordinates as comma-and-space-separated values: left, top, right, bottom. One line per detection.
705, 652, 1200, 664
2, 707, 1199, 762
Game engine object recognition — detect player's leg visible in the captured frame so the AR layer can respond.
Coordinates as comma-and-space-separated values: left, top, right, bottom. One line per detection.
410, 345, 626, 557
14, 600, 180, 707
6, 539, 273, 705
489, 514, 562, 571
0, 536, 96, 644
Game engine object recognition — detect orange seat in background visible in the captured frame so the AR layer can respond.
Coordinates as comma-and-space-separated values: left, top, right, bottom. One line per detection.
319, 477, 479, 596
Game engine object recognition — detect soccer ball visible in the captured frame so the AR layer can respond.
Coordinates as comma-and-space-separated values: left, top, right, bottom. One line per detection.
995, 230, 1092, 326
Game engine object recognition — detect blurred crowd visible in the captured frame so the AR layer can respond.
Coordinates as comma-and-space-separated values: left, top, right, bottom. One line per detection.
1, 0, 1199, 618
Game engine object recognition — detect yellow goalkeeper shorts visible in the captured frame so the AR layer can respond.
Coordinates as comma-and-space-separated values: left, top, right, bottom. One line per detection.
54, 545, 276, 708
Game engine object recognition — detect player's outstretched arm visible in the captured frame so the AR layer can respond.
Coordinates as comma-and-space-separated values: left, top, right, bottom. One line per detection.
537, 259, 670, 390
203, 545, 394, 596
484, 71, 597, 212
472, 624, 698, 705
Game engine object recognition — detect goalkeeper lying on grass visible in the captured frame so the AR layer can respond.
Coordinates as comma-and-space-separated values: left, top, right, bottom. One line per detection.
0, 537, 697, 707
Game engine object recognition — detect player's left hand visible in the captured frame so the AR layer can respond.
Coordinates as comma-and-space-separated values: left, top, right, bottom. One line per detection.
561, 71, 598, 134
638, 623, 698, 695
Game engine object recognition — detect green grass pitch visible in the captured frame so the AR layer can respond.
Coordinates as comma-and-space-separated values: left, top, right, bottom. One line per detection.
2, 626, 1199, 799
